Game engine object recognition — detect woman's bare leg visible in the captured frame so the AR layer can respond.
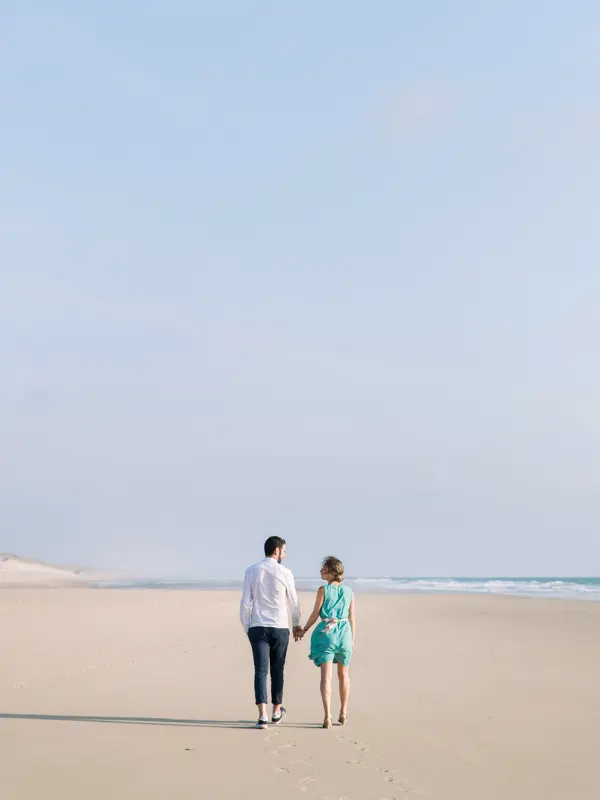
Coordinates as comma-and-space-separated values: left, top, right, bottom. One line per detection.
337, 663, 350, 719
320, 663, 333, 722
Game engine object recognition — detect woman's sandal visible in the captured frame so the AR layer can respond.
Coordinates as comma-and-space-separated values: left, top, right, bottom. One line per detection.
338, 712, 347, 726
323, 717, 332, 729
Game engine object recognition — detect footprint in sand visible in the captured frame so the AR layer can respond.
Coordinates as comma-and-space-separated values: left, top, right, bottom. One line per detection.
338, 733, 415, 794
271, 742, 297, 758
299, 775, 315, 792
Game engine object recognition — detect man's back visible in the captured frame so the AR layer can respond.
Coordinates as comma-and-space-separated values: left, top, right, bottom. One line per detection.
241, 538, 299, 726
240, 557, 300, 631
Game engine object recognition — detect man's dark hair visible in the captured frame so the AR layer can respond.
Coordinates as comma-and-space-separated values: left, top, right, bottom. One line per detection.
264, 536, 286, 557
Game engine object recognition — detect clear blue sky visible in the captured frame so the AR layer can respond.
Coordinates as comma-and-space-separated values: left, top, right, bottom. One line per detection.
1, 2, 599, 577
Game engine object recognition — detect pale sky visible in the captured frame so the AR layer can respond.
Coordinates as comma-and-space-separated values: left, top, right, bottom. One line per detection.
1, 2, 599, 578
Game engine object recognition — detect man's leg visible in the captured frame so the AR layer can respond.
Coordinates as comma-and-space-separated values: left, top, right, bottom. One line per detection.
248, 627, 269, 719
269, 628, 290, 715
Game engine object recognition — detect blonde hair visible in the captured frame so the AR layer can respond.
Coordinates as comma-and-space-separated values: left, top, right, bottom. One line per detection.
322, 556, 344, 582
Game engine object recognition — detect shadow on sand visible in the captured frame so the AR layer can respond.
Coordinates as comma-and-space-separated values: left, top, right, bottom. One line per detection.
0, 713, 321, 730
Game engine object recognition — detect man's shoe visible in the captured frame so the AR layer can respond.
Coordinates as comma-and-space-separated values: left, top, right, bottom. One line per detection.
271, 707, 286, 725
256, 716, 269, 730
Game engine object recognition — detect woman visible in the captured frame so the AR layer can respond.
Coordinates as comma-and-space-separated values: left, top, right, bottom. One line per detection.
297, 556, 355, 728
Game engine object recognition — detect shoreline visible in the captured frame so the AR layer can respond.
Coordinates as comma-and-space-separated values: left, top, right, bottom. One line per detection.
4, 580, 600, 603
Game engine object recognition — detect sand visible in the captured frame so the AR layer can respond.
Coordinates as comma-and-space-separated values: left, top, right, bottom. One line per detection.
1, 589, 599, 799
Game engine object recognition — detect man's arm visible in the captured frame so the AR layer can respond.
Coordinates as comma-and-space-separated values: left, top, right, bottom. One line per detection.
240, 568, 253, 633
284, 568, 301, 631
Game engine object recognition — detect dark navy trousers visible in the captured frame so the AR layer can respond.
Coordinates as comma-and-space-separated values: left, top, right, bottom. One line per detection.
248, 626, 290, 706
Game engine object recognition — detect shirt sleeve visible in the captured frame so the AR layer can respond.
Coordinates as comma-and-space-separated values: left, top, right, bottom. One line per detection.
284, 568, 301, 628
240, 568, 253, 633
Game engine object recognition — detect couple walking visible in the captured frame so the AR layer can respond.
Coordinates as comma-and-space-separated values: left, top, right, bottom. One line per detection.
240, 536, 356, 729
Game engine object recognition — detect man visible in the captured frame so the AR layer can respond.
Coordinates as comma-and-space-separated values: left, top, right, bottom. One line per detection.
240, 536, 301, 729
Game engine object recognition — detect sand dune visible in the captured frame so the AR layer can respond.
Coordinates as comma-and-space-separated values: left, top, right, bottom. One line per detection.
0, 554, 86, 585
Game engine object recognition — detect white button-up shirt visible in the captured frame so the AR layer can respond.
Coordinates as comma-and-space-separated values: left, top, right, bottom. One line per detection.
240, 557, 301, 633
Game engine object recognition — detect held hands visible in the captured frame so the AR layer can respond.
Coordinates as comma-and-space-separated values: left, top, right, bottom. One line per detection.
293, 626, 306, 642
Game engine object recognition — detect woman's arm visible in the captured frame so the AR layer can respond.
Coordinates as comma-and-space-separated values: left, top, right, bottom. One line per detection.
349, 597, 356, 646
299, 586, 325, 638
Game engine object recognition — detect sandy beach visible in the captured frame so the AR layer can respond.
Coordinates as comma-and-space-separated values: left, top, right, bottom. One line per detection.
1, 589, 599, 799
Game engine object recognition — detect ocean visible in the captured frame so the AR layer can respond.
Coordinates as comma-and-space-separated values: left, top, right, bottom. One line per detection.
92, 576, 600, 600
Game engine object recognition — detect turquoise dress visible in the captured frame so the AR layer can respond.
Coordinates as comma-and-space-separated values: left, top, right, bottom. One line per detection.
309, 583, 353, 667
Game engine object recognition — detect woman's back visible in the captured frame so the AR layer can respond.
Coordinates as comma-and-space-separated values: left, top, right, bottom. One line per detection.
321, 583, 353, 620
303, 557, 354, 728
